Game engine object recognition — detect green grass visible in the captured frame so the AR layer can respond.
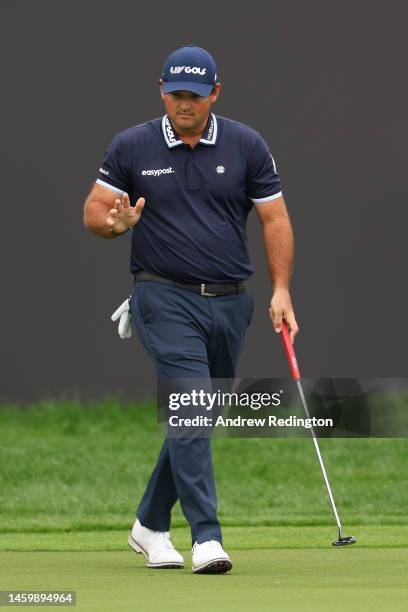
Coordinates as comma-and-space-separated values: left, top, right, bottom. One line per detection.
1, 401, 407, 610
1, 543, 408, 612
0, 526, 407, 552
0, 400, 407, 532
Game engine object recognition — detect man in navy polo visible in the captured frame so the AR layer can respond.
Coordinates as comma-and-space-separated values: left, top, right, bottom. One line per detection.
84, 45, 298, 574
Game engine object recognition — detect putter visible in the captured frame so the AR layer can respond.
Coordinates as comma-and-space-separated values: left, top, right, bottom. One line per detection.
280, 321, 356, 547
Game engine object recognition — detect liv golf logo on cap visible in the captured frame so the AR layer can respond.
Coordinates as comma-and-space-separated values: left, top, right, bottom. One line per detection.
170, 66, 207, 75
162, 45, 218, 97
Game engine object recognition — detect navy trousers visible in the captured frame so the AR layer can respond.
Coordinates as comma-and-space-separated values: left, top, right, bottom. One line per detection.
130, 280, 253, 544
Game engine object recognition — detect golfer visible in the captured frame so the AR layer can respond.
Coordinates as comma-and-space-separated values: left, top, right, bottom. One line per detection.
83, 45, 298, 574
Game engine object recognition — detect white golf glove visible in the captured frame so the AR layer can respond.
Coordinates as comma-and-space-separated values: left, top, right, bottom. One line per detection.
111, 298, 132, 339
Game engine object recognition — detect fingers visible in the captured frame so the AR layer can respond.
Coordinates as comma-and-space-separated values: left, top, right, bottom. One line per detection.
269, 307, 299, 343
121, 192, 130, 209
109, 194, 145, 233
125, 197, 145, 222
107, 203, 120, 230
269, 289, 299, 343
112, 192, 130, 212
269, 307, 282, 334
270, 289, 288, 334
285, 312, 299, 344
111, 193, 136, 217
108, 208, 118, 227
135, 197, 145, 213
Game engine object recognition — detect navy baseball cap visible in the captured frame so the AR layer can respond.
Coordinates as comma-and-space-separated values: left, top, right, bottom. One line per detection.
162, 45, 218, 97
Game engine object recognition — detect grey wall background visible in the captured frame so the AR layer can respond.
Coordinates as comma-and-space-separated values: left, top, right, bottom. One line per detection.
1, 1, 407, 402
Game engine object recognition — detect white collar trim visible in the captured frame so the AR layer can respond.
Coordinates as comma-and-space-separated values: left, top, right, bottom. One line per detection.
162, 115, 183, 148
161, 113, 218, 148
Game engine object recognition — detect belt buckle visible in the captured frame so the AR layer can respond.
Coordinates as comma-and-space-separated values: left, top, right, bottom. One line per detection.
201, 283, 216, 297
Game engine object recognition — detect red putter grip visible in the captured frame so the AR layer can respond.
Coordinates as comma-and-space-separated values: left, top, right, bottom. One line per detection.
280, 321, 301, 380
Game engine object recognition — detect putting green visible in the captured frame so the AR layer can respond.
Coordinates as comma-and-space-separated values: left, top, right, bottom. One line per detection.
1, 549, 407, 612
1, 527, 407, 612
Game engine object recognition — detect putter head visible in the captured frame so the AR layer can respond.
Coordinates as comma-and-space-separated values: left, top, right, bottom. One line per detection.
332, 535, 357, 546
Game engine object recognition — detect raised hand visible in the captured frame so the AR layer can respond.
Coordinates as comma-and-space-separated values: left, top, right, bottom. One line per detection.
107, 193, 145, 235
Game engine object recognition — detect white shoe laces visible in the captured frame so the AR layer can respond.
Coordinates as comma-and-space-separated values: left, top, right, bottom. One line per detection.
157, 531, 175, 549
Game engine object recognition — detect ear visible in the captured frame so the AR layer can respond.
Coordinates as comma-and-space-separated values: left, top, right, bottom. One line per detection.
158, 78, 165, 101
209, 83, 221, 103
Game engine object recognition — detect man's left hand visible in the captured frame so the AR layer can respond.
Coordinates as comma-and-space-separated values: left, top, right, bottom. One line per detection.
269, 288, 299, 343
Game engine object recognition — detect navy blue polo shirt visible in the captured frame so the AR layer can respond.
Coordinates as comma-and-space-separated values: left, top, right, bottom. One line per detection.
96, 113, 282, 283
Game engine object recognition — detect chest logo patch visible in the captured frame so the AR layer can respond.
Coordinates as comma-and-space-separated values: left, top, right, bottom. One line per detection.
216, 166, 225, 174
142, 167, 175, 177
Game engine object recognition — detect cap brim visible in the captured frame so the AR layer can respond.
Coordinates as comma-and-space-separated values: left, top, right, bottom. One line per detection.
162, 81, 213, 97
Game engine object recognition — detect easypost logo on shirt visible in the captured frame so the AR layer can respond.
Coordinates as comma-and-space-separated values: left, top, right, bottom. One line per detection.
142, 166, 175, 177
170, 66, 207, 75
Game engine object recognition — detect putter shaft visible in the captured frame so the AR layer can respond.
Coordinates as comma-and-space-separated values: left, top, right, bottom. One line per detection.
280, 321, 354, 543
296, 379, 343, 538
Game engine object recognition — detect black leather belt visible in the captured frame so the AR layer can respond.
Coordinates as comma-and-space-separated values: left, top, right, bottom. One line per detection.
134, 271, 247, 296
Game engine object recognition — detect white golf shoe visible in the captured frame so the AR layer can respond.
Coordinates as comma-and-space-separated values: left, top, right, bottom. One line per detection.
128, 519, 184, 569
192, 540, 232, 574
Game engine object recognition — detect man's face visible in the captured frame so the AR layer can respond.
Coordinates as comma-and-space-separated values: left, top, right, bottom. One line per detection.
160, 83, 221, 134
